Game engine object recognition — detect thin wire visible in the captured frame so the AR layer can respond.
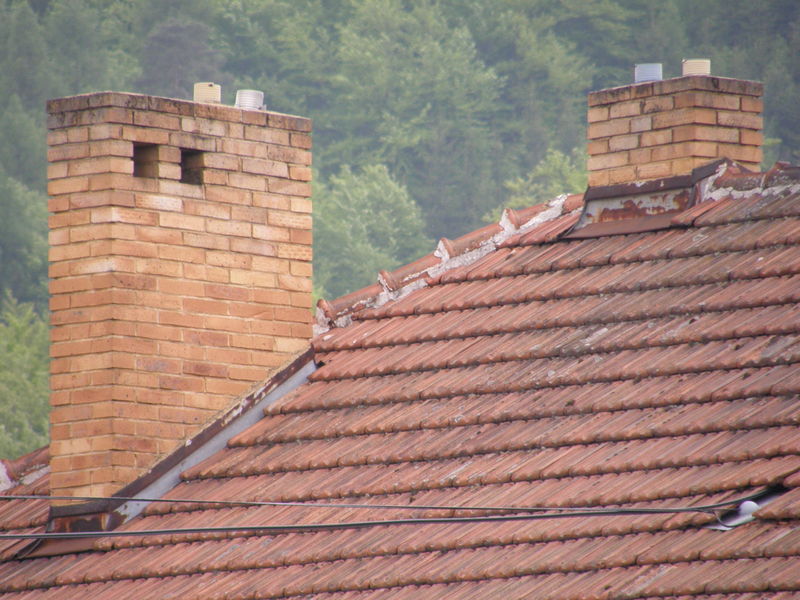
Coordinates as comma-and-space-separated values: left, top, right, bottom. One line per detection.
0, 491, 760, 514
0, 492, 762, 540
0, 508, 718, 540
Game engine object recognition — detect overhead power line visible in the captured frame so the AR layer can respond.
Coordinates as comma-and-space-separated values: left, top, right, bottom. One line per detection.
0, 491, 768, 540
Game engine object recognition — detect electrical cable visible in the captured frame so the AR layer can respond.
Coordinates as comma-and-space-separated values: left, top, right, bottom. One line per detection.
0, 491, 766, 540
0, 491, 763, 513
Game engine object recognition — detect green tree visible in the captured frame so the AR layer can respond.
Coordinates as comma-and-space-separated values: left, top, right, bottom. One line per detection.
209, 0, 342, 111
0, 0, 52, 109
136, 17, 228, 99
314, 165, 432, 300
0, 171, 48, 309
331, 0, 505, 237
0, 95, 46, 190
485, 147, 587, 222
0, 293, 50, 459
44, 0, 129, 95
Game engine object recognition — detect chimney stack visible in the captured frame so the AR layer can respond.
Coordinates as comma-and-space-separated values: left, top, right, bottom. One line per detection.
587, 74, 763, 186
47, 92, 312, 501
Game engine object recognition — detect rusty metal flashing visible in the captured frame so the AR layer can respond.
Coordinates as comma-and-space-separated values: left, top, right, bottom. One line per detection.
564, 213, 678, 238
45, 348, 316, 536
563, 160, 737, 239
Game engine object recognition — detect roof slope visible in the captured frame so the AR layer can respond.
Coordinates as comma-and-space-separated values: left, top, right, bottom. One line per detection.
0, 448, 49, 562
1, 164, 800, 598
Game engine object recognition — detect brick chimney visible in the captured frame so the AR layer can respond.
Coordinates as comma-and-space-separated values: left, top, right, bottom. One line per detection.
47, 92, 312, 501
587, 75, 763, 186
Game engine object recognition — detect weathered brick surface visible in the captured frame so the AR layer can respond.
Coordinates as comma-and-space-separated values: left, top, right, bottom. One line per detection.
587, 75, 763, 185
48, 92, 312, 501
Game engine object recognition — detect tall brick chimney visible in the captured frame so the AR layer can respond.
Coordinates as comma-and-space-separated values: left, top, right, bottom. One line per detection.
47, 92, 312, 501
587, 75, 763, 186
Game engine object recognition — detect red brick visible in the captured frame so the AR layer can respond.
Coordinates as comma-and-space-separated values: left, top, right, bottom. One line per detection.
228, 171, 268, 191
741, 96, 764, 113
605, 165, 638, 184
635, 160, 672, 180
253, 192, 291, 211
183, 361, 229, 378
206, 218, 251, 237
609, 100, 641, 119
674, 91, 740, 111
268, 113, 311, 132
230, 269, 277, 287
587, 152, 629, 171
289, 166, 312, 181
220, 138, 268, 158
277, 243, 313, 261
628, 147, 651, 164
641, 95, 674, 113
244, 125, 290, 145
717, 143, 762, 164
673, 125, 740, 143
158, 244, 204, 263
289, 228, 313, 246
587, 118, 630, 140
48, 143, 91, 162
159, 211, 204, 231
587, 139, 609, 155
740, 130, 764, 146
133, 110, 179, 130
716, 111, 763, 130
48, 176, 90, 195
230, 237, 276, 256
587, 106, 609, 123
49, 196, 70, 213
640, 130, 673, 147
651, 107, 716, 129
205, 184, 252, 205
630, 115, 652, 133
268, 211, 312, 230
252, 257, 290, 274
69, 156, 132, 176
185, 199, 231, 220
268, 145, 312, 166
608, 134, 640, 152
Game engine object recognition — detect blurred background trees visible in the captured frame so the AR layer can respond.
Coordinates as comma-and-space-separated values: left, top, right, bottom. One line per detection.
1, 0, 799, 455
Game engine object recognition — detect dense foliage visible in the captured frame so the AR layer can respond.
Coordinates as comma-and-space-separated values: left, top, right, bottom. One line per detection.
0, 294, 49, 458
1, 0, 798, 456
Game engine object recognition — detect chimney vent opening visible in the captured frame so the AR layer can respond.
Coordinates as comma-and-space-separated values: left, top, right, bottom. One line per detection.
133, 143, 159, 178
180, 149, 204, 185
634, 63, 663, 83
682, 59, 711, 76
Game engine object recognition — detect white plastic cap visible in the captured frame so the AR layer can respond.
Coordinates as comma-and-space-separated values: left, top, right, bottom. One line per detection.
682, 59, 711, 76
193, 82, 221, 104
634, 63, 663, 83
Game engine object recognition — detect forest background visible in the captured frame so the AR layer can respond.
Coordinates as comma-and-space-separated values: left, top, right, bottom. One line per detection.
2, 0, 799, 457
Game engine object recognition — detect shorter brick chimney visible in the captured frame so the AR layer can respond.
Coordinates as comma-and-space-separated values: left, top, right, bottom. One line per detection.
47, 92, 313, 501
587, 75, 763, 186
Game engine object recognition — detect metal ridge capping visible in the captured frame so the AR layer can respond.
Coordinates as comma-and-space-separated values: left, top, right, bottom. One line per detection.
315, 158, 800, 332
314, 192, 585, 332
36, 348, 315, 544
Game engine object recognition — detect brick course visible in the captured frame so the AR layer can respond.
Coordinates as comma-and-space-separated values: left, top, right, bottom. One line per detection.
48, 92, 313, 502
587, 75, 763, 184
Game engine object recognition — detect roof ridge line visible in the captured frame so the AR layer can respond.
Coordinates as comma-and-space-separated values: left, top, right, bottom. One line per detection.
315, 193, 584, 332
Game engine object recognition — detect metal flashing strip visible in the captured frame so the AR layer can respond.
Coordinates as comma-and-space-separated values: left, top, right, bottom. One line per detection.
115, 359, 316, 523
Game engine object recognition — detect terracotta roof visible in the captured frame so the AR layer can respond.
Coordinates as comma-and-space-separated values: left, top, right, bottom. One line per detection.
2, 160, 800, 598
0, 447, 49, 562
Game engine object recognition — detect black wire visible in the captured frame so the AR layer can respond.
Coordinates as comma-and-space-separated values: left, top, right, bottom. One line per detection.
0, 508, 720, 540
0, 492, 762, 540
0, 492, 760, 514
